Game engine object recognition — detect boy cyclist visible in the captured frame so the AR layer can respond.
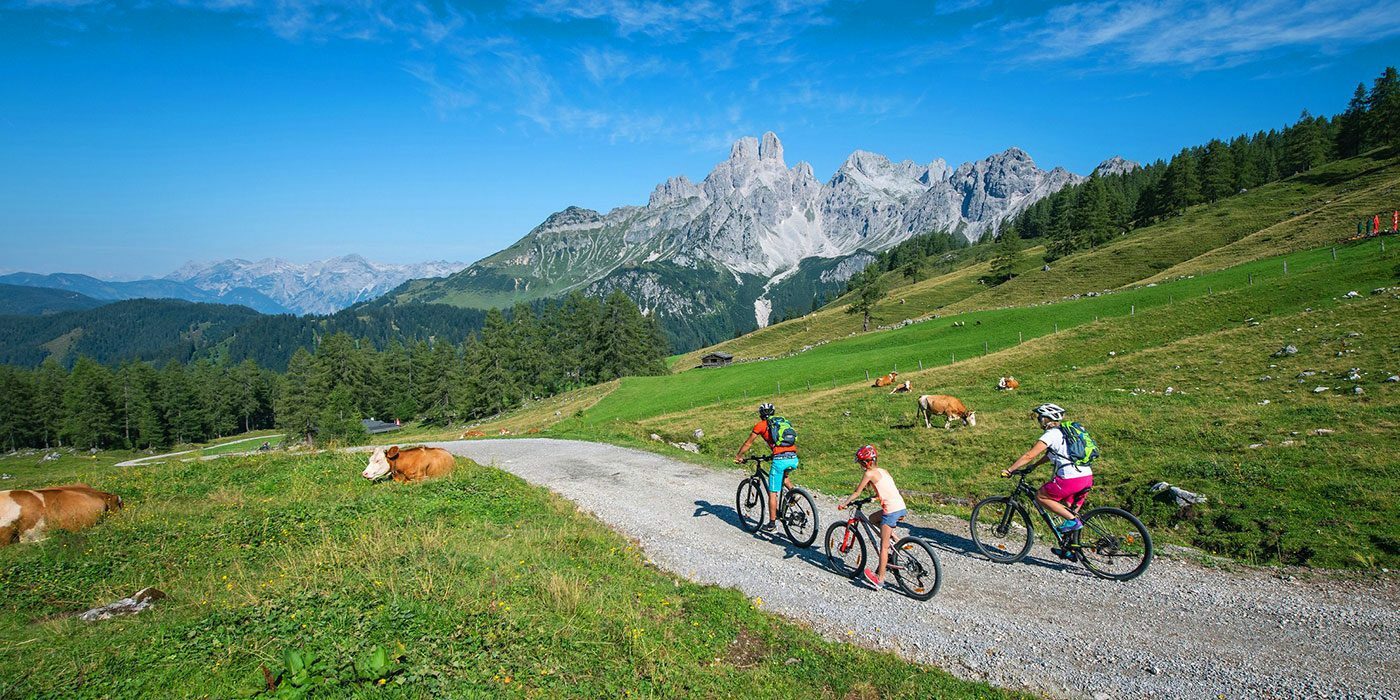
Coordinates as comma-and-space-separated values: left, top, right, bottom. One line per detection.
734, 403, 799, 533
1001, 403, 1092, 534
838, 444, 906, 590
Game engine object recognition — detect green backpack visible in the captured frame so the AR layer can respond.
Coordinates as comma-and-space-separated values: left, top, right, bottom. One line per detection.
767, 416, 797, 448
1058, 421, 1100, 467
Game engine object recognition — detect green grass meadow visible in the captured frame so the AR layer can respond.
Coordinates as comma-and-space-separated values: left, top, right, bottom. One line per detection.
0, 450, 1021, 699
506, 237, 1400, 568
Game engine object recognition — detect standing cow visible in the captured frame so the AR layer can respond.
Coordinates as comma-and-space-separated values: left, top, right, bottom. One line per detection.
0, 484, 122, 545
362, 446, 456, 483
917, 395, 976, 430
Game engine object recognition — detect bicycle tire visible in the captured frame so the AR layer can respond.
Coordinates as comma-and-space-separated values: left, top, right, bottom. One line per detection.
892, 536, 942, 600
780, 487, 820, 548
823, 522, 866, 578
735, 478, 766, 533
970, 496, 1034, 563
1076, 507, 1153, 581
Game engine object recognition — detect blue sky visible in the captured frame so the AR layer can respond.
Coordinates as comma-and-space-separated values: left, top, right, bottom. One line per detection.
2, 0, 1398, 278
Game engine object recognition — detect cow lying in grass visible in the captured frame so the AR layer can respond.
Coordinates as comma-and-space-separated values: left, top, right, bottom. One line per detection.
997, 376, 1020, 390
917, 394, 976, 430
873, 371, 898, 388
889, 380, 912, 394
362, 446, 456, 483
0, 484, 122, 545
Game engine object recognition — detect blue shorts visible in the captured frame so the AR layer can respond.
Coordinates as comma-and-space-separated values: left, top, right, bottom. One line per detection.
871, 509, 906, 529
768, 455, 799, 492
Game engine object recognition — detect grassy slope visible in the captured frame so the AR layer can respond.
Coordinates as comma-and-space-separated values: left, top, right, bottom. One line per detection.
676, 149, 1400, 367
0, 451, 1019, 699
461, 237, 1399, 568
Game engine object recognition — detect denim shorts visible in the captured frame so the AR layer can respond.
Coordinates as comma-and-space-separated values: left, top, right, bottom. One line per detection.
871, 508, 906, 529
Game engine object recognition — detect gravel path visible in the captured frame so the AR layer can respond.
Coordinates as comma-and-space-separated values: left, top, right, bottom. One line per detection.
427, 438, 1399, 700
115, 435, 274, 467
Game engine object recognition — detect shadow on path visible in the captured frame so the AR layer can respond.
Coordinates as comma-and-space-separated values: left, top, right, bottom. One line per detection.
693, 499, 841, 577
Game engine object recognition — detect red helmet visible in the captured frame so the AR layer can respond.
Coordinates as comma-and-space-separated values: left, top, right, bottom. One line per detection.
854, 444, 878, 463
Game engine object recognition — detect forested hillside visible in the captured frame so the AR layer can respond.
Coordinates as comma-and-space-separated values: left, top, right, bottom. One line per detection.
0, 283, 105, 315
0, 292, 668, 451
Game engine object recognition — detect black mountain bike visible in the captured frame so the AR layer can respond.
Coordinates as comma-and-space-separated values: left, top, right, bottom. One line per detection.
823, 496, 942, 600
735, 455, 819, 548
970, 467, 1153, 581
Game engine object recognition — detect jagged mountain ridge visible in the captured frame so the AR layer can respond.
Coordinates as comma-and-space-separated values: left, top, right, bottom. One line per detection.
386, 132, 1121, 349
167, 255, 467, 315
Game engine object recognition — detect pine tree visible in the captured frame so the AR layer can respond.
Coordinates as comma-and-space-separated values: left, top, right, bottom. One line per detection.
845, 271, 886, 332
419, 340, 463, 425
277, 349, 319, 445
986, 227, 1025, 285
61, 357, 117, 449
1282, 110, 1326, 175
160, 361, 203, 445
35, 358, 67, 448
1162, 149, 1202, 214
1335, 83, 1369, 158
1200, 139, 1236, 202
316, 384, 366, 444
0, 367, 35, 450
1366, 66, 1400, 149
229, 359, 264, 433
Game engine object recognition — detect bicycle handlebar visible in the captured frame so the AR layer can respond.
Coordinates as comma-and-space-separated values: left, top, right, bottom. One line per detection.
845, 496, 875, 507
744, 454, 774, 463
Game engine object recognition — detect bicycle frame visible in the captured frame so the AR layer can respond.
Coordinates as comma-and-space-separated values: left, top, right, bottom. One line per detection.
746, 456, 797, 519
1007, 471, 1085, 550
838, 499, 908, 570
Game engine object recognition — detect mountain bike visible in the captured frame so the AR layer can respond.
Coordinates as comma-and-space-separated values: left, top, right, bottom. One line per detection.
735, 455, 819, 548
823, 496, 942, 600
969, 467, 1153, 581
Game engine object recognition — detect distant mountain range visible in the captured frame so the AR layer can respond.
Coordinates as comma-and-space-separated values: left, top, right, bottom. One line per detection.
377, 132, 1126, 349
166, 255, 466, 315
0, 255, 466, 316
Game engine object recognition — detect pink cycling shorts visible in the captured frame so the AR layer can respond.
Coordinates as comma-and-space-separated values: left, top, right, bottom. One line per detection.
1040, 474, 1093, 507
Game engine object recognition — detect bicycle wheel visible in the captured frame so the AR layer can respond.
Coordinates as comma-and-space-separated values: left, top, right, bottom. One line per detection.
823, 522, 866, 578
735, 478, 766, 533
780, 488, 819, 548
1076, 507, 1154, 581
892, 537, 942, 601
969, 496, 1033, 563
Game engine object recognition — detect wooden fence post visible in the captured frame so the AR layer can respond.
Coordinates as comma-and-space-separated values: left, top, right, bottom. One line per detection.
918, 360, 923, 371
1018, 331, 1023, 344
865, 370, 870, 382
1131, 305, 1135, 316
1283, 261, 1288, 274
1332, 247, 1337, 261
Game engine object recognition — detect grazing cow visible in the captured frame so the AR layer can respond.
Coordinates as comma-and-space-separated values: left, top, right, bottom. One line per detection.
997, 376, 1020, 391
873, 371, 899, 388
917, 395, 977, 430
362, 446, 456, 483
0, 484, 122, 546
889, 380, 913, 394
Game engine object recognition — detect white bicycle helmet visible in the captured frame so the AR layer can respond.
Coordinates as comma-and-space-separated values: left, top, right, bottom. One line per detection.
1031, 403, 1065, 422
758, 403, 776, 419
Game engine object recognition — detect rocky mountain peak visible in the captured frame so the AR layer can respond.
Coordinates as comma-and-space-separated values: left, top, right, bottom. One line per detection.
649, 175, 703, 208
759, 131, 784, 162
1093, 155, 1141, 177
729, 136, 760, 161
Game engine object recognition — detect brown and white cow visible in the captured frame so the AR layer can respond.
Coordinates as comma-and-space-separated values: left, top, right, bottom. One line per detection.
0, 484, 122, 546
362, 445, 456, 483
917, 394, 976, 430
873, 371, 899, 388
997, 376, 1020, 391
888, 380, 912, 394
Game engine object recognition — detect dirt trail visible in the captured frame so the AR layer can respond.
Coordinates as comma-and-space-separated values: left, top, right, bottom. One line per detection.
429, 438, 1398, 700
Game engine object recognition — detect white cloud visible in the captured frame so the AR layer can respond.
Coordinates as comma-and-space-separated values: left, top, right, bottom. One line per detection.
578, 47, 667, 84
1011, 0, 1400, 69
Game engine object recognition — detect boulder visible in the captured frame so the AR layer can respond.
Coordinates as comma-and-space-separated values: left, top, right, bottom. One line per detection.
1150, 482, 1208, 507
1353, 386, 1365, 395
78, 588, 166, 622
1386, 375, 1399, 383
1343, 291, 1360, 298
1272, 345, 1298, 357
692, 428, 704, 440
650, 433, 663, 442
1313, 386, 1329, 393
